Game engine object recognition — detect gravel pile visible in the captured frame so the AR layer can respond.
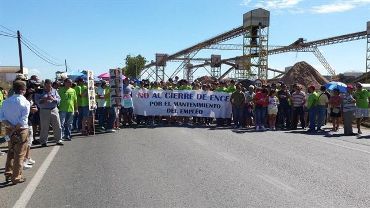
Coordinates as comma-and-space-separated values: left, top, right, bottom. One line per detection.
280, 61, 328, 88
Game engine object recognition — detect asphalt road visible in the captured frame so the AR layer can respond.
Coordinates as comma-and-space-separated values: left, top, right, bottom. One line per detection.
1, 126, 370, 208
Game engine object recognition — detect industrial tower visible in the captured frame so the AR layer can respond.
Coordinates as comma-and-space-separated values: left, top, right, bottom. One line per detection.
237, 8, 270, 80
210, 55, 222, 78
367, 21, 370, 75
155, 53, 167, 81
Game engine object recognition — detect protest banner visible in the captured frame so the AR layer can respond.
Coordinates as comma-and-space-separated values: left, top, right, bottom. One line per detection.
132, 89, 232, 118
87, 70, 96, 110
109, 69, 123, 106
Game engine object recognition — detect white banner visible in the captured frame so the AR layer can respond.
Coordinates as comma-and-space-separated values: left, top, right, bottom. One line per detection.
132, 89, 232, 118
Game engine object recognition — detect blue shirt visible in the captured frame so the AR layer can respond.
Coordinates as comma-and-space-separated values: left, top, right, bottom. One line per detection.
0, 94, 30, 128
35, 88, 61, 109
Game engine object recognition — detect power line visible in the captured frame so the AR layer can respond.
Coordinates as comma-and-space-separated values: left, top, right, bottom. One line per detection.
21, 35, 62, 63
0, 24, 16, 34
0, 30, 15, 36
0, 25, 66, 68
0, 33, 16, 38
21, 39, 64, 66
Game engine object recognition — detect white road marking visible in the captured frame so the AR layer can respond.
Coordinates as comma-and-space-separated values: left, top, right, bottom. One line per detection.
13, 146, 60, 208
257, 174, 297, 193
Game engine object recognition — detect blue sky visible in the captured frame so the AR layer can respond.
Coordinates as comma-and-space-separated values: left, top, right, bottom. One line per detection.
0, 0, 370, 80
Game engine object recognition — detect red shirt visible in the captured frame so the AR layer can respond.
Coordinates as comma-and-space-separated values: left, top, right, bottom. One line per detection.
254, 92, 268, 107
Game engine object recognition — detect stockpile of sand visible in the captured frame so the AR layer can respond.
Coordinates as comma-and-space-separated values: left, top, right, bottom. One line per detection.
280, 61, 328, 88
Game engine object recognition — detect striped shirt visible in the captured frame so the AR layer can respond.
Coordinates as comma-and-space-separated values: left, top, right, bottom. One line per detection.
291, 91, 306, 107
342, 93, 356, 112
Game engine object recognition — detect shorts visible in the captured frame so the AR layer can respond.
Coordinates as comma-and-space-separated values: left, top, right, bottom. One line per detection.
78, 106, 90, 118
268, 107, 278, 115
355, 108, 369, 119
330, 108, 341, 118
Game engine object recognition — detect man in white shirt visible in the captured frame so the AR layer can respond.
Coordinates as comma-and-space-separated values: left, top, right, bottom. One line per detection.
0, 80, 30, 184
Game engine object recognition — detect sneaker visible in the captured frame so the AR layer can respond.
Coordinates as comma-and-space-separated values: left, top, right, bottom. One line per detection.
256, 126, 260, 131
27, 158, 36, 165
41, 143, 47, 147
32, 140, 41, 145
0, 151, 5, 156
56, 140, 64, 146
23, 162, 32, 170
106, 129, 116, 133
260, 126, 266, 131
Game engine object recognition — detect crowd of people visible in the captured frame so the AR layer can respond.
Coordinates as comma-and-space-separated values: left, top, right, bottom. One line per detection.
0, 73, 369, 185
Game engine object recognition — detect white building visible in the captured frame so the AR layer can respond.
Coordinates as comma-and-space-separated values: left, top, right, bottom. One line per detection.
0, 66, 29, 83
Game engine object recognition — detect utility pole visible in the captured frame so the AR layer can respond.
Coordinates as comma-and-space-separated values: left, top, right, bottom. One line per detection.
65, 59, 68, 72
17, 30, 23, 74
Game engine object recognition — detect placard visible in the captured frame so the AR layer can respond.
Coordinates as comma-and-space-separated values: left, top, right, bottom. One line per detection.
109, 68, 123, 107
87, 70, 96, 110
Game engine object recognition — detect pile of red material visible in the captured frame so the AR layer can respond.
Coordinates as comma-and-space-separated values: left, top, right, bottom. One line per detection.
280, 61, 328, 88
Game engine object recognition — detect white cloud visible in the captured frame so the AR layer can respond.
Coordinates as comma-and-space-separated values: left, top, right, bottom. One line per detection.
257, 0, 303, 9
311, 0, 370, 14
240, 0, 252, 6
241, 0, 303, 9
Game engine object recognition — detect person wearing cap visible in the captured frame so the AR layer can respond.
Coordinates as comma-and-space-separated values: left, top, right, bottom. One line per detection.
35, 79, 63, 146
354, 82, 370, 134
342, 85, 357, 136
306, 86, 319, 132
7, 74, 28, 97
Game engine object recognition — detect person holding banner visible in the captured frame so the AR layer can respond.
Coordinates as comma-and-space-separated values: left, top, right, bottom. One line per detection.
230, 84, 246, 129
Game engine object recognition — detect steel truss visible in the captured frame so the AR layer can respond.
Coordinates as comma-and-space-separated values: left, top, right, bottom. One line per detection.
367, 34, 370, 75
140, 16, 367, 81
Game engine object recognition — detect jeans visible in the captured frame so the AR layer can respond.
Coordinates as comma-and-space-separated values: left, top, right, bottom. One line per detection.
308, 106, 318, 130
277, 105, 291, 128
60, 111, 74, 139
255, 106, 267, 127
77, 106, 90, 130
317, 106, 327, 130
292, 106, 305, 129
106, 107, 116, 130
72, 112, 78, 130
96, 107, 106, 127
232, 105, 245, 127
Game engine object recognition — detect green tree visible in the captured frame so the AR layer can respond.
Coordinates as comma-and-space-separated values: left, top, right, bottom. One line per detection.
124, 55, 146, 79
